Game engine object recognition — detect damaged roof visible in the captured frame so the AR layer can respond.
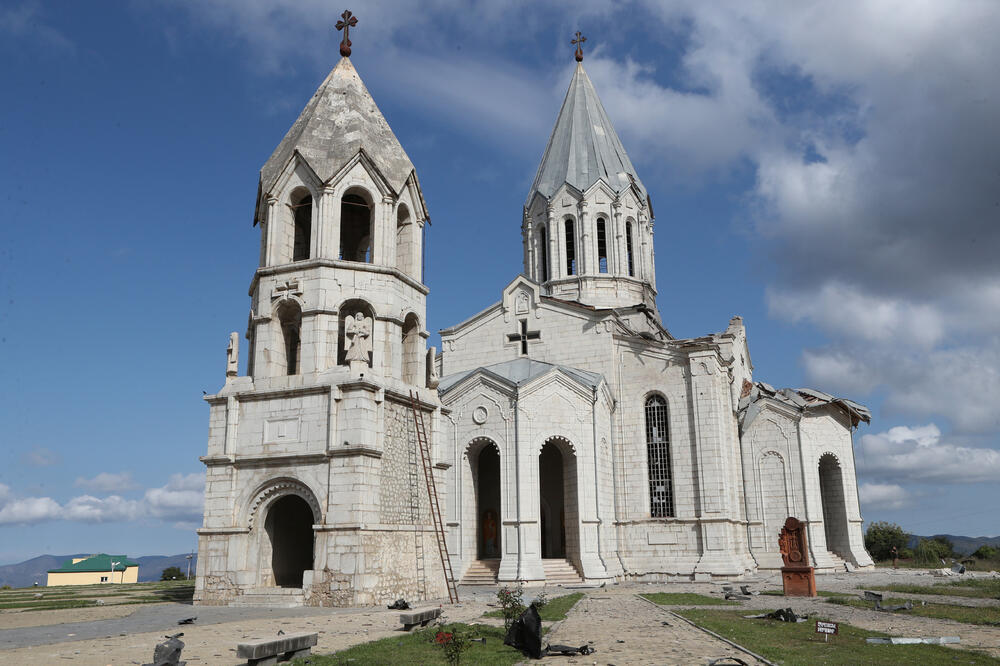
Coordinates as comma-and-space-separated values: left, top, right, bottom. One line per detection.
528, 62, 647, 206
438, 358, 603, 394
739, 381, 871, 430
258, 57, 415, 205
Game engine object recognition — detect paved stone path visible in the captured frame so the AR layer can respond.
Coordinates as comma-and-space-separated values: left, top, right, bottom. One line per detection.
542, 589, 765, 665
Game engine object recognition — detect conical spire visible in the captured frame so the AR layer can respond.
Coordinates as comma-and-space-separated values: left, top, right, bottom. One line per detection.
528, 62, 646, 206
258, 57, 415, 204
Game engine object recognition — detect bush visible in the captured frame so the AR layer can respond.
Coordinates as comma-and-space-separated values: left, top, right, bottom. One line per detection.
914, 537, 954, 564
496, 585, 525, 632
160, 566, 185, 581
433, 625, 472, 665
971, 545, 999, 560
864, 521, 909, 561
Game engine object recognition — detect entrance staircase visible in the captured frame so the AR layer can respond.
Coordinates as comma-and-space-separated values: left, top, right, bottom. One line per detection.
823, 551, 850, 572
460, 559, 500, 585
230, 587, 304, 607
543, 559, 584, 585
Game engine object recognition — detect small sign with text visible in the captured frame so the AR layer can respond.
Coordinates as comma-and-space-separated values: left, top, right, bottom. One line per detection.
816, 620, 838, 641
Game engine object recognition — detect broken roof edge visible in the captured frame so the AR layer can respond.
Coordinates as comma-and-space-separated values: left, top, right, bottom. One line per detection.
739, 381, 871, 429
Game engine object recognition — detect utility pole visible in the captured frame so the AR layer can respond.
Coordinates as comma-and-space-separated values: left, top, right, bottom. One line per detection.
185, 553, 193, 580
110, 560, 121, 584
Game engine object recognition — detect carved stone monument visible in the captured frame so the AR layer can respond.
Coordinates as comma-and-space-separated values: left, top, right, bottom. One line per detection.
344, 312, 372, 375
779, 516, 817, 597
226, 332, 239, 378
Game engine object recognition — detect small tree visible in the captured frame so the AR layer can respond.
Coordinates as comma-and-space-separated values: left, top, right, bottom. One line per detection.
914, 537, 954, 564
864, 521, 909, 561
161, 566, 184, 581
971, 545, 999, 560
496, 585, 525, 632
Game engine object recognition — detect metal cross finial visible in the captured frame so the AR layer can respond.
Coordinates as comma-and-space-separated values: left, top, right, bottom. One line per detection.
572, 31, 586, 62
336, 9, 358, 57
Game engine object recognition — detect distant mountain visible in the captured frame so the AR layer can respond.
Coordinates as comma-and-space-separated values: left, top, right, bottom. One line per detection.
907, 534, 1000, 556
0, 553, 197, 588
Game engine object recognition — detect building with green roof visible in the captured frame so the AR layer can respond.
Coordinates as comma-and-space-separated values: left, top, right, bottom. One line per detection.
47, 553, 139, 586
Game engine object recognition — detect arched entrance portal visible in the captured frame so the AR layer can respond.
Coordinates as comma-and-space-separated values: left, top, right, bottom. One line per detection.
264, 495, 315, 587
539, 439, 578, 560
818, 454, 850, 560
475, 445, 501, 559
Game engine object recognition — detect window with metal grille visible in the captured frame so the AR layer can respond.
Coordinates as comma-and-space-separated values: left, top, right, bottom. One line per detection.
565, 218, 576, 275
597, 218, 608, 272
645, 395, 674, 517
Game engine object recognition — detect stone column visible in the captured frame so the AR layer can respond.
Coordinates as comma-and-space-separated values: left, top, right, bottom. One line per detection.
322, 186, 339, 259
522, 210, 534, 281
648, 219, 657, 290
612, 199, 623, 276
263, 197, 278, 266
578, 200, 590, 276
547, 203, 559, 281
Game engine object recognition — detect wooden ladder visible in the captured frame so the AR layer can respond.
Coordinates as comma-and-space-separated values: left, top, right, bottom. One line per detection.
409, 391, 459, 604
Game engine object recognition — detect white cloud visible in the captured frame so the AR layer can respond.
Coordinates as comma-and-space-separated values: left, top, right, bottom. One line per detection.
858, 483, 910, 510
20, 447, 61, 467
0, 2, 75, 53
144, 473, 205, 523
858, 424, 1000, 484
74, 472, 139, 493
0, 473, 204, 527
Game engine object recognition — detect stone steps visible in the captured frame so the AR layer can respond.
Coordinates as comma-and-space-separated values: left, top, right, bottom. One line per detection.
230, 587, 304, 607
460, 559, 500, 585
543, 559, 583, 585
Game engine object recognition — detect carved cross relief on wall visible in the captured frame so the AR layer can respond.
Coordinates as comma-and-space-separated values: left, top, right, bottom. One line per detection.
507, 319, 541, 356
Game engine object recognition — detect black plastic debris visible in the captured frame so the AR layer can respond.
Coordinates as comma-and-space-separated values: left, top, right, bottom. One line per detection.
740, 585, 758, 596
387, 598, 410, 610
746, 607, 805, 623
503, 605, 543, 659
177, 617, 196, 625
546, 644, 594, 656
708, 658, 748, 665
875, 599, 913, 612
863, 591, 883, 602
142, 632, 185, 666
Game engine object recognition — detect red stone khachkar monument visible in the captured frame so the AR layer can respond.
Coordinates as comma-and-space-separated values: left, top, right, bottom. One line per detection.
779, 517, 817, 597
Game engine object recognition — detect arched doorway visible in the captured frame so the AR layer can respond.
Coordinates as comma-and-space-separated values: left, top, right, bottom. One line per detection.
474, 444, 501, 559
539, 438, 578, 560
818, 454, 850, 559
264, 495, 315, 587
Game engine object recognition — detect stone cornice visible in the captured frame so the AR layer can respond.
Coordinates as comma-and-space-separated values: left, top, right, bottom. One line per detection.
248, 259, 430, 297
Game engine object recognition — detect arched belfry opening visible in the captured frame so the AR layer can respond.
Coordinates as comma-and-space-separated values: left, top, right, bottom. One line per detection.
291, 190, 312, 262
472, 441, 501, 559
539, 438, 579, 562
264, 494, 314, 587
818, 453, 850, 559
396, 204, 416, 278
401, 313, 421, 385
339, 192, 372, 263
276, 300, 302, 375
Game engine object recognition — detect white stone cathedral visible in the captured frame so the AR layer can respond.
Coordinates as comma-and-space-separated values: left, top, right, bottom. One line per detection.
194, 44, 874, 608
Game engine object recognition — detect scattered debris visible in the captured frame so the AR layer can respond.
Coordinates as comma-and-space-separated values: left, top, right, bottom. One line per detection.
96, 599, 105, 606
387, 598, 410, 610
740, 585, 759, 596
546, 644, 595, 656
875, 599, 913, 612
708, 658, 748, 665
844, 562, 856, 572
745, 608, 808, 623
866, 636, 960, 645
32, 592, 43, 599
142, 632, 185, 666
951, 562, 966, 574
932, 568, 955, 577
724, 592, 752, 601
863, 591, 883, 602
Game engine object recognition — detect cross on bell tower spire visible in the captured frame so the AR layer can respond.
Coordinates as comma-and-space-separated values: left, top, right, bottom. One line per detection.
336, 9, 358, 57
572, 31, 586, 62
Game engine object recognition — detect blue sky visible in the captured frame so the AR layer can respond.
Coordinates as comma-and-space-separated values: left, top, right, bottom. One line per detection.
2, 1, 999, 564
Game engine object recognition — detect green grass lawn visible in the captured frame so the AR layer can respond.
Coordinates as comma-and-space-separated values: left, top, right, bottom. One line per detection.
482, 592, 584, 621
0, 580, 194, 611
640, 592, 737, 606
865, 578, 1000, 599
292, 623, 523, 665
676, 609, 1000, 665
826, 595, 1000, 626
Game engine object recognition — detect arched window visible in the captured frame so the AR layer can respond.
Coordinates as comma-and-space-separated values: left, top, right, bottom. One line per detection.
596, 217, 609, 273
396, 204, 415, 278
537, 225, 548, 281
625, 220, 635, 277
339, 192, 372, 263
401, 313, 422, 385
276, 301, 302, 376
565, 218, 576, 276
292, 192, 312, 262
645, 395, 674, 517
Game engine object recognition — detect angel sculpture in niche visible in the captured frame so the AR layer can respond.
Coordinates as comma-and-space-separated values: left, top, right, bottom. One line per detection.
344, 312, 373, 363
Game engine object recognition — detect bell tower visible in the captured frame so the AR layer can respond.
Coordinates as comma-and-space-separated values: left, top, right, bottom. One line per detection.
195, 17, 448, 608
522, 39, 658, 315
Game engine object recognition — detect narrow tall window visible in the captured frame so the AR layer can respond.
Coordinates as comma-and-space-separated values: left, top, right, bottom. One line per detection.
292, 194, 312, 261
538, 226, 548, 281
277, 301, 302, 376
646, 395, 674, 517
565, 218, 576, 275
625, 221, 635, 277
339, 193, 372, 263
597, 218, 608, 273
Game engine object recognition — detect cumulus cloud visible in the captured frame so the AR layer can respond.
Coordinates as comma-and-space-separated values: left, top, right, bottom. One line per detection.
858, 483, 910, 510
20, 447, 61, 467
858, 424, 1000, 484
74, 472, 139, 493
0, 474, 204, 527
